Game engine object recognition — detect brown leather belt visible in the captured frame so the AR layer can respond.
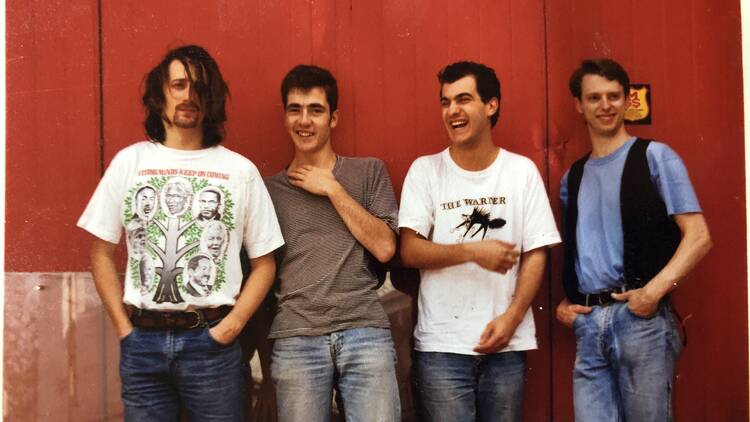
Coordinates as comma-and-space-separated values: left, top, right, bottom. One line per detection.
129, 305, 232, 330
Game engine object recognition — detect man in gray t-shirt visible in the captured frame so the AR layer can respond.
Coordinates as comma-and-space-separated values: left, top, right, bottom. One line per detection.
266, 65, 401, 422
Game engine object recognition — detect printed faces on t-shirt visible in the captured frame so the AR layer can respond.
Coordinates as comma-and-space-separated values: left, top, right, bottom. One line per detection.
124, 170, 233, 305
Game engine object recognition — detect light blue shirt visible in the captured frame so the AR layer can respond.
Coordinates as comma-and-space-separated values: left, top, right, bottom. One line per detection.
560, 138, 701, 293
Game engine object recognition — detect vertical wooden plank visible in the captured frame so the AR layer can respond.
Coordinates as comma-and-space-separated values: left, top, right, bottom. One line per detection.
546, 0, 747, 420
6, 0, 101, 271
489, 2, 550, 420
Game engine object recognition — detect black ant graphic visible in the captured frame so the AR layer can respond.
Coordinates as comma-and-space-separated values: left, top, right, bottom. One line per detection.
455, 207, 506, 240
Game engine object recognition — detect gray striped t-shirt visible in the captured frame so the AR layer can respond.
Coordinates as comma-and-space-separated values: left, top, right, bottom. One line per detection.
266, 156, 398, 339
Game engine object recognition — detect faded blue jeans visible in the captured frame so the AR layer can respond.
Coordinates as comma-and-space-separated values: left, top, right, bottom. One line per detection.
414, 350, 526, 422
573, 301, 682, 421
119, 325, 246, 422
270, 327, 401, 422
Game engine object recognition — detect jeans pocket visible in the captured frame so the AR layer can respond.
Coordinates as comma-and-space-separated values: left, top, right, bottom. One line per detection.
572, 313, 582, 328
572, 313, 588, 337
205, 326, 232, 347
119, 327, 138, 345
624, 304, 658, 320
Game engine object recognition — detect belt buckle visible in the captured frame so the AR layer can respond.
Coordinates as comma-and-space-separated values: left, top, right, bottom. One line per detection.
598, 293, 607, 306
161, 311, 176, 325
186, 310, 204, 329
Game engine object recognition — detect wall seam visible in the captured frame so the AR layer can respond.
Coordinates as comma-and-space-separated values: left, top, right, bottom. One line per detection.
96, 0, 108, 420
741, 0, 750, 412
98, 0, 105, 177
541, 0, 555, 419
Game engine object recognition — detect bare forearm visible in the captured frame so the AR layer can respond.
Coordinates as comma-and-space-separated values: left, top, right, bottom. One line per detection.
328, 184, 396, 263
221, 253, 276, 333
400, 228, 519, 272
90, 240, 131, 338
504, 248, 547, 321
645, 213, 712, 299
400, 228, 472, 269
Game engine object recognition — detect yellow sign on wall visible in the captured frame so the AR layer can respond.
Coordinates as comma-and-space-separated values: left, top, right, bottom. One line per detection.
625, 84, 651, 124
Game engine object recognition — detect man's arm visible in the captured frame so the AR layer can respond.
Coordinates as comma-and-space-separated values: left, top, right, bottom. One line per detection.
612, 212, 712, 316
287, 165, 395, 263
90, 238, 133, 340
399, 228, 519, 273
474, 247, 546, 353
209, 252, 276, 344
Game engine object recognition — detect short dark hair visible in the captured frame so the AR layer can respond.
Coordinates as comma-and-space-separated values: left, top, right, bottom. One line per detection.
280, 65, 338, 112
142, 45, 229, 147
187, 254, 210, 271
437, 61, 501, 127
200, 187, 221, 200
136, 185, 154, 196
569, 58, 630, 99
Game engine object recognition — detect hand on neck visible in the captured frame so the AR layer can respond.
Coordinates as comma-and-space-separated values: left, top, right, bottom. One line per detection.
290, 145, 337, 171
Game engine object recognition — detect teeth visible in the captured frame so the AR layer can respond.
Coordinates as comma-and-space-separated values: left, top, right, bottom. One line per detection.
450, 120, 468, 128
297, 131, 314, 137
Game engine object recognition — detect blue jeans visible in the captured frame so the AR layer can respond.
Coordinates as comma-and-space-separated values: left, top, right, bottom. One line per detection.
119, 325, 246, 422
414, 350, 526, 422
573, 301, 682, 422
270, 327, 400, 422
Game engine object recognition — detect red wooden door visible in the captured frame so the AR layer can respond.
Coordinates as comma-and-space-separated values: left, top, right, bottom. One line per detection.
5, 0, 747, 420
546, 1, 747, 420
98, 1, 552, 419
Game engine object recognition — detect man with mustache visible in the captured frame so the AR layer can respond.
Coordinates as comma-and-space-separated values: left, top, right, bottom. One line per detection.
78, 45, 283, 421
196, 187, 222, 221
185, 255, 215, 297
134, 185, 157, 220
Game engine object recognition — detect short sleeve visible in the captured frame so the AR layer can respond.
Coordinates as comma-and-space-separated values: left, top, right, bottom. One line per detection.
243, 166, 285, 259
77, 152, 130, 244
646, 142, 702, 215
521, 162, 561, 252
398, 158, 435, 238
366, 159, 399, 232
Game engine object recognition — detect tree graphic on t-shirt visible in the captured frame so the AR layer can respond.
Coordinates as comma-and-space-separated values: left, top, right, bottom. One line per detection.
124, 176, 235, 303
149, 216, 195, 303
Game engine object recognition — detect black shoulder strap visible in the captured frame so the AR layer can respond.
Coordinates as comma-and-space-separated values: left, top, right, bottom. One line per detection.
563, 152, 591, 304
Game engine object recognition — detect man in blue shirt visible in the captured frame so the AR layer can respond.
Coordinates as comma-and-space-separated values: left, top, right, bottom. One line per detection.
556, 58, 712, 421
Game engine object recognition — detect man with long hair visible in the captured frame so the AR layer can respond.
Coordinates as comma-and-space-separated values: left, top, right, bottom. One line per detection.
78, 45, 283, 421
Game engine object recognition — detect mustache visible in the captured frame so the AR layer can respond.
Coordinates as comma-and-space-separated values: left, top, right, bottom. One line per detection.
176, 101, 200, 112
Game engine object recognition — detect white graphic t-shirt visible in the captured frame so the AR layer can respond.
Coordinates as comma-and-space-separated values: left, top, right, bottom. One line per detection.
399, 148, 561, 355
78, 141, 284, 311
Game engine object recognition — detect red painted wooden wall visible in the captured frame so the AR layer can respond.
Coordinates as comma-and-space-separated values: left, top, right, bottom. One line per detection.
6, 0, 747, 420
546, 1, 747, 419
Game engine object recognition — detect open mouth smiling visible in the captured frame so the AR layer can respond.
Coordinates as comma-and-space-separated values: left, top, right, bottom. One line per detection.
450, 119, 468, 129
